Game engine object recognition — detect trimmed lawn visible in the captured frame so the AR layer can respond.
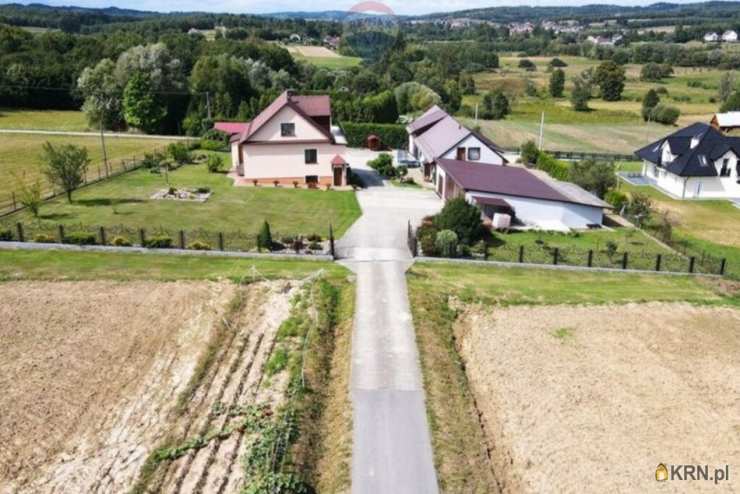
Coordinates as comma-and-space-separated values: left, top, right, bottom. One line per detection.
0, 108, 88, 131
298, 55, 362, 69
0, 134, 176, 199
492, 228, 670, 254
408, 262, 738, 307
4, 154, 362, 238
0, 249, 348, 282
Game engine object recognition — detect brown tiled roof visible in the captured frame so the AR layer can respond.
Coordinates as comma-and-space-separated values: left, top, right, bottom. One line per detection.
331, 154, 347, 166
437, 159, 606, 208
237, 90, 333, 144
407, 105, 447, 135
214, 122, 249, 135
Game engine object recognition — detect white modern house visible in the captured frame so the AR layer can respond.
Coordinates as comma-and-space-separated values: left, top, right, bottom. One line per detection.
704, 32, 720, 42
636, 122, 740, 199
722, 30, 738, 42
711, 112, 740, 133
406, 105, 507, 180
223, 90, 349, 188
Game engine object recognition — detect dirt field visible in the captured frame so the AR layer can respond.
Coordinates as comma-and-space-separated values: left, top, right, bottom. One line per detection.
455, 302, 740, 493
285, 45, 340, 58
0, 279, 298, 493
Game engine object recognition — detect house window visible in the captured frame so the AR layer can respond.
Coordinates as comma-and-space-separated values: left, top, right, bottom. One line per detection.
304, 149, 318, 164
467, 147, 481, 161
305, 175, 318, 186
281, 123, 295, 137
720, 158, 731, 177
456, 147, 466, 160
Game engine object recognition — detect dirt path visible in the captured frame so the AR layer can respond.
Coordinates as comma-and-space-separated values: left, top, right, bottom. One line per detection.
455, 302, 740, 493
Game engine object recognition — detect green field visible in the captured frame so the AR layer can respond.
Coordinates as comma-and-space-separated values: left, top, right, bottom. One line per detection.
0, 108, 88, 131
3, 153, 362, 238
296, 54, 362, 69
0, 134, 176, 208
0, 249, 347, 282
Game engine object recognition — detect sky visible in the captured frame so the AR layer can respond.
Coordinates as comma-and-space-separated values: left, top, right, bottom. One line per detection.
10, 0, 707, 16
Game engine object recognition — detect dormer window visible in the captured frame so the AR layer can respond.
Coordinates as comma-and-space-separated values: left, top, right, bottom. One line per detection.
720, 158, 731, 177
690, 136, 700, 148
281, 123, 295, 137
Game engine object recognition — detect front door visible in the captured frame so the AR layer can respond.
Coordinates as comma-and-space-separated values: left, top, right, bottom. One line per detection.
333, 166, 343, 186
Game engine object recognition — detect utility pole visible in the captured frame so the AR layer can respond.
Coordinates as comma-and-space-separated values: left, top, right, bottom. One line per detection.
205, 91, 212, 121
474, 103, 479, 125
99, 96, 111, 175
538, 111, 545, 149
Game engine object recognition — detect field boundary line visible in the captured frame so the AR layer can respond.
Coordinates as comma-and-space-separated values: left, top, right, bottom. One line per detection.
0, 241, 333, 261
0, 129, 191, 140
414, 256, 722, 278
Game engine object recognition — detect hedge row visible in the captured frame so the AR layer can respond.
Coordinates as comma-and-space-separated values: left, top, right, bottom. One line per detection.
340, 122, 408, 150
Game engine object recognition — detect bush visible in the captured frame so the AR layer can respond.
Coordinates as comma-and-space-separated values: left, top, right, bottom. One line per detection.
340, 122, 407, 149
306, 233, 322, 242
195, 186, 211, 194
308, 241, 322, 251
257, 221, 273, 252
435, 229, 459, 257
144, 236, 173, 248
0, 229, 12, 241
34, 233, 56, 243
141, 151, 165, 169
433, 197, 484, 245
549, 57, 568, 68
535, 152, 570, 180
206, 154, 224, 173
188, 241, 212, 250
605, 190, 628, 211
367, 153, 396, 177
63, 232, 96, 245
417, 223, 439, 256
648, 104, 680, 125
518, 59, 536, 71
200, 129, 230, 151
167, 142, 192, 165
640, 63, 673, 82
520, 140, 539, 165
111, 236, 132, 247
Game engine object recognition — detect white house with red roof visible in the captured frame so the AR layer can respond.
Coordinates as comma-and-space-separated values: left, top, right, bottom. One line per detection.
220, 90, 349, 188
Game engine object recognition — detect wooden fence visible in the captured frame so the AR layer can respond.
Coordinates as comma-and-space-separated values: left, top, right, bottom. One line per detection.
0, 146, 167, 217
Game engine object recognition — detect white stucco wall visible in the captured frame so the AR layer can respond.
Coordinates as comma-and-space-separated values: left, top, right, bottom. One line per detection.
249, 106, 328, 142
239, 142, 347, 180
440, 134, 505, 165
643, 158, 740, 199
464, 191, 604, 229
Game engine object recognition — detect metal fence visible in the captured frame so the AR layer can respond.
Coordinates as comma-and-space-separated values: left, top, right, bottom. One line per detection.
0, 221, 337, 258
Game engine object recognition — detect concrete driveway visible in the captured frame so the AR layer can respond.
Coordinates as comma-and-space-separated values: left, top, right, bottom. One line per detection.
337, 179, 442, 494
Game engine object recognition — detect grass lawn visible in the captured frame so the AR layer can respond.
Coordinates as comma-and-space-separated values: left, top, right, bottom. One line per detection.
619, 180, 740, 278
4, 153, 362, 238
0, 108, 88, 131
297, 55, 362, 69
492, 228, 669, 254
0, 134, 176, 201
408, 262, 738, 307
0, 249, 349, 282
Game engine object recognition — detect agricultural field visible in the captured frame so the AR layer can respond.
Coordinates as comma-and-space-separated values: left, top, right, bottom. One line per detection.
0, 108, 89, 131
0, 134, 176, 208
408, 262, 738, 492
465, 54, 740, 153
284, 45, 362, 69
2, 152, 362, 239
0, 255, 353, 493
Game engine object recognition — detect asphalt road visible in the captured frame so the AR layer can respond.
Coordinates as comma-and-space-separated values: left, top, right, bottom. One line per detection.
337, 180, 442, 494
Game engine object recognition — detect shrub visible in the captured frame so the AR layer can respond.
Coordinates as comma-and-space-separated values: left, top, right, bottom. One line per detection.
640, 63, 673, 82
341, 122, 407, 149
111, 236, 132, 246
265, 346, 289, 376
605, 190, 628, 211
144, 236, 173, 248
435, 229, 459, 257
549, 57, 568, 68
195, 186, 211, 194
306, 233, 322, 242
167, 142, 191, 165
605, 240, 618, 260
63, 232, 96, 245
141, 151, 165, 169
308, 241, 322, 251
188, 241, 212, 250
417, 223, 439, 256
457, 244, 472, 258
520, 140, 540, 165
0, 229, 12, 241
518, 59, 536, 71
536, 152, 570, 181
291, 237, 305, 252
655, 86, 668, 95
206, 154, 224, 173
199, 129, 230, 151
568, 159, 616, 199
648, 104, 680, 125
34, 233, 55, 243
367, 153, 396, 177
625, 192, 652, 226
433, 197, 484, 245
257, 221, 273, 252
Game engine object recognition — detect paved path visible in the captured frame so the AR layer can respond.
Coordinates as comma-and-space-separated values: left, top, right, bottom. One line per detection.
337, 179, 442, 494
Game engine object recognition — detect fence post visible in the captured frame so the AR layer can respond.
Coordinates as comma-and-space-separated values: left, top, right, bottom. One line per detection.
139, 228, 146, 247
11, 192, 16, 210
719, 258, 726, 276
329, 224, 336, 259
483, 243, 489, 261
688, 256, 696, 274
179, 230, 186, 249
57, 224, 65, 244
518, 245, 524, 263
587, 249, 593, 268
218, 232, 225, 251
16, 222, 24, 242
553, 248, 559, 265
99, 226, 106, 246
655, 254, 662, 272
622, 252, 628, 270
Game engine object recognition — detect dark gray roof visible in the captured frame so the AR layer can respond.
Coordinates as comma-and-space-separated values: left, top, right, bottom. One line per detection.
635, 122, 740, 177
437, 159, 609, 208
